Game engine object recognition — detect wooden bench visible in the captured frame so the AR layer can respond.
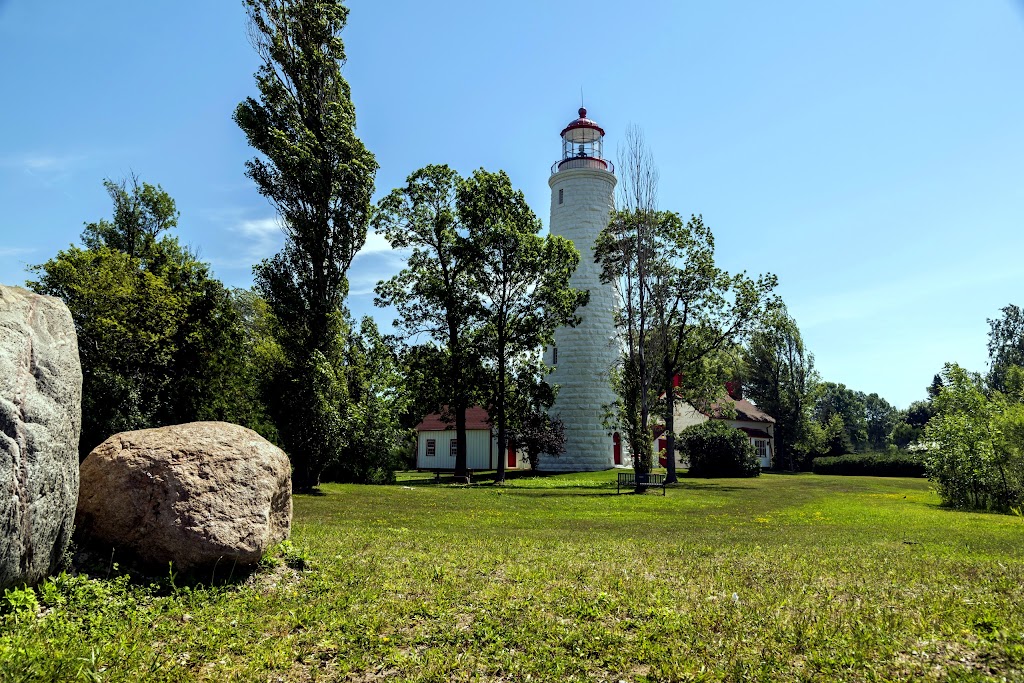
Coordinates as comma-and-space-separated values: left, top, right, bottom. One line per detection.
420, 469, 473, 484
617, 472, 667, 495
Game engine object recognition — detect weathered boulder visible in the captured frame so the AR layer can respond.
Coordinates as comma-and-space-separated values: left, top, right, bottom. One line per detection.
76, 421, 291, 571
0, 285, 82, 589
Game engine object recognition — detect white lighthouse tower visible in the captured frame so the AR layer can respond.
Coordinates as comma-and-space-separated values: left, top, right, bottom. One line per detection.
540, 108, 620, 471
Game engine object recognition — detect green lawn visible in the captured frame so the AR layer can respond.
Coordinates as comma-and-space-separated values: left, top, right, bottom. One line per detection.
2, 471, 1023, 681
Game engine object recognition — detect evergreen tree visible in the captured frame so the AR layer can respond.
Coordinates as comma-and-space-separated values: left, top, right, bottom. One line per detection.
742, 308, 818, 469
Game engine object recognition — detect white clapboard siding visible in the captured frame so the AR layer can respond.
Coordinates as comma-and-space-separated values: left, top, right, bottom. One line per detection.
417, 429, 495, 470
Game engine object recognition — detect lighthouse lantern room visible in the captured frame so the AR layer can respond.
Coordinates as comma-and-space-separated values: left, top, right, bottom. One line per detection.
553, 108, 614, 174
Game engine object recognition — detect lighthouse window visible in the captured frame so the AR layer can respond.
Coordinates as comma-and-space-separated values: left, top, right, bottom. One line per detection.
558, 188, 563, 205
553, 346, 558, 364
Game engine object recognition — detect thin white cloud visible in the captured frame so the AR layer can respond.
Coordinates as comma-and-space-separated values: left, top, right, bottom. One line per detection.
234, 216, 282, 240
232, 216, 284, 260
354, 229, 400, 259
0, 247, 35, 257
0, 152, 84, 175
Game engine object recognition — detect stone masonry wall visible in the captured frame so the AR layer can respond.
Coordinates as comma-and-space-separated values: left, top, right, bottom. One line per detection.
540, 168, 619, 471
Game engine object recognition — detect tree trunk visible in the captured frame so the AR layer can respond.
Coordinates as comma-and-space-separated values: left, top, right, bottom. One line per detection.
495, 341, 507, 484
449, 319, 470, 482
664, 370, 678, 484
293, 458, 321, 493
454, 400, 469, 482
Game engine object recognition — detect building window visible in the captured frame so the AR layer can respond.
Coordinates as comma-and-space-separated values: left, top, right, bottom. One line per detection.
426, 439, 436, 457
753, 439, 768, 460
558, 188, 563, 204
553, 346, 558, 364
450, 439, 458, 458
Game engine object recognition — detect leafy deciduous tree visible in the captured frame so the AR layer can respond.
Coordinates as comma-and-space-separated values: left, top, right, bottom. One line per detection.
462, 169, 588, 484
595, 126, 660, 481
987, 305, 1024, 393
235, 0, 377, 489
596, 127, 776, 484
813, 382, 868, 454
374, 165, 481, 481
925, 363, 1023, 512
29, 178, 245, 457
863, 392, 897, 451
646, 212, 778, 483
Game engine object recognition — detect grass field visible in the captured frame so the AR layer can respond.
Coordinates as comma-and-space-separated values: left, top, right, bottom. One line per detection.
2, 470, 1023, 682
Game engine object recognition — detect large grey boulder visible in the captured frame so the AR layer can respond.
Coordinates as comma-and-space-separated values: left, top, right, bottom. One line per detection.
0, 285, 82, 589
76, 422, 292, 571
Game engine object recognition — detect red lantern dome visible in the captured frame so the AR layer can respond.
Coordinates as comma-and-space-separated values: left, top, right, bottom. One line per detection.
553, 107, 613, 174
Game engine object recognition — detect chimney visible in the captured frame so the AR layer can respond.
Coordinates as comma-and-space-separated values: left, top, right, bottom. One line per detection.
725, 381, 743, 401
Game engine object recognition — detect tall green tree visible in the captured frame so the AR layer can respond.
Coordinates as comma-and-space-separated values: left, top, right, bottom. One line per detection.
595, 126, 660, 481
461, 169, 588, 484
225, 288, 284, 445
374, 165, 481, 481
814, 382, 868, 454
324, 317, 411, 484
29, 178, 245, 457
742, 308, 818, 470
646, 212, 778, 483
596, 127, 776, 484
863, 392, 897, 450
987, 304, 1024, 393
235, 0, 377, 490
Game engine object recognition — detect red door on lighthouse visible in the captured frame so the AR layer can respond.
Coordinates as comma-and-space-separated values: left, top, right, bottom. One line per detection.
613, 433, 622, 465
507, 445, 516, 468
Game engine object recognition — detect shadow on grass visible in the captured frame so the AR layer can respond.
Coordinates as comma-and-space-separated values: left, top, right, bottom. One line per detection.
397, 470, 607, 488
397, 470, 763, 495
68, 540, 265, 592
670, 480, 756, 493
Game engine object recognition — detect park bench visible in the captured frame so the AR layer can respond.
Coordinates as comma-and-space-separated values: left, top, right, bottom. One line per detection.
421, 469, 473, 484
617, 471, 667, 495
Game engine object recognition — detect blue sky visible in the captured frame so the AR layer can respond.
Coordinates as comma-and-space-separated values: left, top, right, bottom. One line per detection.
1, 1, 1022, 409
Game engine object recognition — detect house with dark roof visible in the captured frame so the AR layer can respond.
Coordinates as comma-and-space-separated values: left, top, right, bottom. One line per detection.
655, 382, 777, 469
414, 406, 525, 472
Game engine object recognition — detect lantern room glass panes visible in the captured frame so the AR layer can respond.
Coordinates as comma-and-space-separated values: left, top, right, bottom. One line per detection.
562, 133, 603, 162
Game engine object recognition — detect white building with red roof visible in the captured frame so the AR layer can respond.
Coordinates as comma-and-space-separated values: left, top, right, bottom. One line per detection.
414, 407, 525, 472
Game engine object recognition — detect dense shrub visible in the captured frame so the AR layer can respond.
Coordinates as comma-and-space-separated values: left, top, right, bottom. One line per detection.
812, 451, 925, 477
925, 364, 1024, 512
678, 421, 761, 478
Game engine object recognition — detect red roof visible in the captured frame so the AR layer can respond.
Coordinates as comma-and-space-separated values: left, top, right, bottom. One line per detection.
415, 406, 491, 431
560, 107, 606, 137
709, 397, 776, 424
